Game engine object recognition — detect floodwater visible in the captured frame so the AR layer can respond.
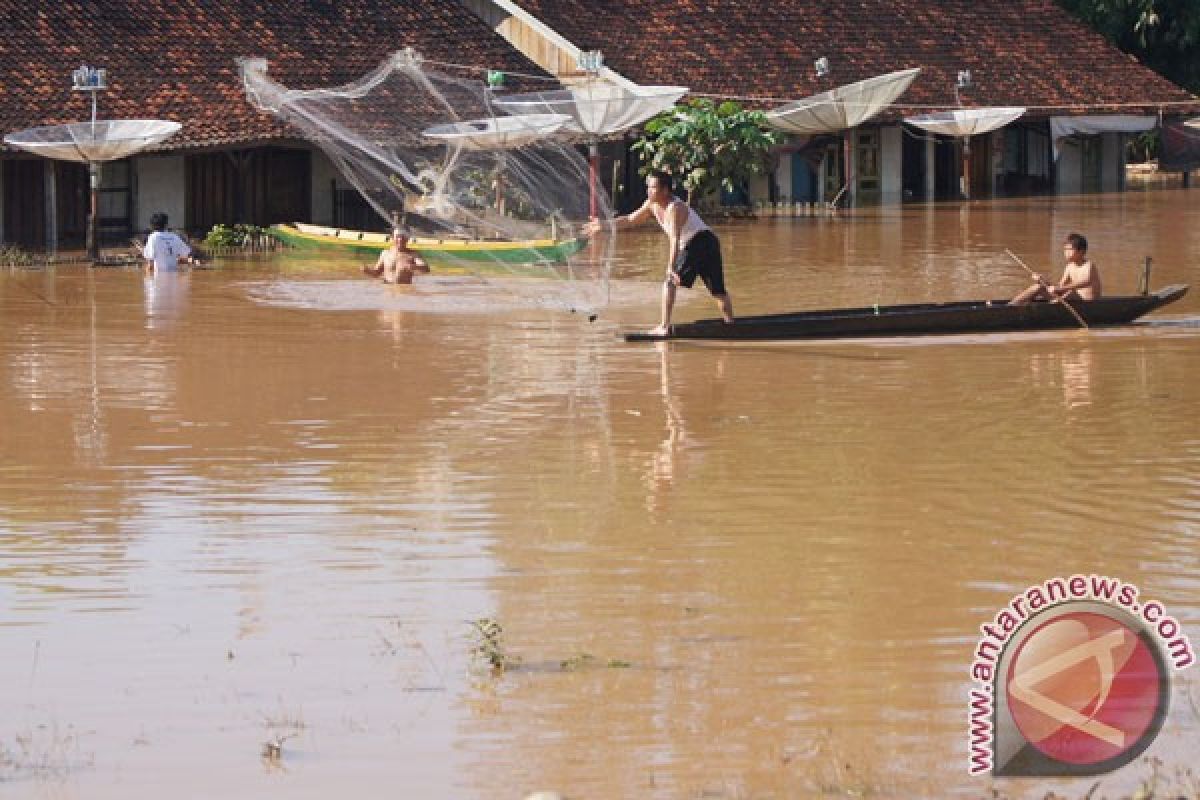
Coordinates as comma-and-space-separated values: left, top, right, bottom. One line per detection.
2, 190, 1200, 799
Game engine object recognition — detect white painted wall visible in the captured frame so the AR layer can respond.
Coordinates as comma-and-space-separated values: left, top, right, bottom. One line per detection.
134, 154, 185, 233
991, 130, 1005, 194
1102, 132, 1122, 193
774, 153, 791, 201
1056, 141, 1082, 194
881, 125, 902, 205
311, 148, 340, 225
748, 173, 770, 205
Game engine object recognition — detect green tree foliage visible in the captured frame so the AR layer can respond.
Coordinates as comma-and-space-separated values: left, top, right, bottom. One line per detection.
632, 99, 781, 206
1057, 0, 1200, 92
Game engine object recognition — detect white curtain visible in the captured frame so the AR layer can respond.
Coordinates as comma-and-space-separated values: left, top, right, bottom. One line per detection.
1049, 115, 1155, 159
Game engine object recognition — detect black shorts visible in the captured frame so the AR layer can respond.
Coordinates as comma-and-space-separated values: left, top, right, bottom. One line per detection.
672, 229, 726, 296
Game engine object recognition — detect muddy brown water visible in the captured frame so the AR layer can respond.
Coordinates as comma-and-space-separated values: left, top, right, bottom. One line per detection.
2, 190, 1199, 799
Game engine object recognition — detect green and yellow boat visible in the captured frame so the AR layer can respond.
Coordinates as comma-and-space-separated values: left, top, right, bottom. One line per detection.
269, 223, 588, 266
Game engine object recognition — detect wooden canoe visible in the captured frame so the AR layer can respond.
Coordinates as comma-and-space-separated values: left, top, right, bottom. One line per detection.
269, 223, 588, 265
625, 285, 1189, 342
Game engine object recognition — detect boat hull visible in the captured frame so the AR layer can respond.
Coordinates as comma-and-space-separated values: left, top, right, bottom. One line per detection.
269, 223, 588, 265
625, 285, 1189, 341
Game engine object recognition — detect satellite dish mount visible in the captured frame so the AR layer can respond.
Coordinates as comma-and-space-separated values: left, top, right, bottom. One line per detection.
72, 66, 109, 256
955, 69, 972, 107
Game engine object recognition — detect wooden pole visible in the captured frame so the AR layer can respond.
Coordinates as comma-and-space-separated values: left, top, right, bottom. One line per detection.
588, 142, 599, 219
961, 138, 971, 200
87, 163, 99, 261
1139, 256, 1153, 296
844, 129, 855, 208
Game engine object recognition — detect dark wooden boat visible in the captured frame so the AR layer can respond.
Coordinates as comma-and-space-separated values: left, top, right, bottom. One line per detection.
625, 285, 1188, 342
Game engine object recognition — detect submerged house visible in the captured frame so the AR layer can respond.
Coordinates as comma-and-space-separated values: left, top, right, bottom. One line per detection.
0, 0, 551, 251
462, 0, 1200, 207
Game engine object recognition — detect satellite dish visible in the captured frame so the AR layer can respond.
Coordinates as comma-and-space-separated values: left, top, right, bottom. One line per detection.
494, 82, 688, 216
765, 68, 921, 134
421, 114, 570, 150
4, 119, 182, 163
493, 84, 687, 136
5, 118, 182, 260
905, 107, 1025, 137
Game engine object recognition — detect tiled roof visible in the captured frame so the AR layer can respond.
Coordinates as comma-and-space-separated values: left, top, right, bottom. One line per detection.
0, 0, 551, 152
510, 0, 1198, 117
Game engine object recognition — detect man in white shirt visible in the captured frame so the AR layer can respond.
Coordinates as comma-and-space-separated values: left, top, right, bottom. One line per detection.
143, 212, 197, 271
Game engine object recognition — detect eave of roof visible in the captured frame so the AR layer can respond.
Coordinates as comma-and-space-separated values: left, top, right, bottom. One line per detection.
508, 0, 1200, 116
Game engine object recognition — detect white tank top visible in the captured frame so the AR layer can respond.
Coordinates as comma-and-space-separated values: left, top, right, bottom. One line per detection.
653, 197, 709, 245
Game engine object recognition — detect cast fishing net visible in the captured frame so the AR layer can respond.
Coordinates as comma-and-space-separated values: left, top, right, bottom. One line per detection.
240, 49, 613, 313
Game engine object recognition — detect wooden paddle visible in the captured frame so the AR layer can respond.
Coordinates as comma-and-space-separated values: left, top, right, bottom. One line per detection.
1004, 249, 1089, 329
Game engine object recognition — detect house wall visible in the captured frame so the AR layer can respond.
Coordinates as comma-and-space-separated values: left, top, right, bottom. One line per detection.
1057, 141, 1082, 194
748, 173, 769, 205
773, 154, 791, 201
1102, 132, 1122, 193
881, 125, 902, 205
991, 130, 1005, 194
134, 154, 185, 233
1054, 133, 1127, 195
311, 148, 340, 225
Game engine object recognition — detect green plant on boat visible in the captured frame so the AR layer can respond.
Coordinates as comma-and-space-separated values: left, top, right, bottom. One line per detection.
203, 223, 269, 249
0, 244, 36, 267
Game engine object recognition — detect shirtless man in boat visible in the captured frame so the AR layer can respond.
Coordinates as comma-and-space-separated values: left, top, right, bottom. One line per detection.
1010, 232, 1102, 305
363, 229, 429, 285
585, 171, 733, 334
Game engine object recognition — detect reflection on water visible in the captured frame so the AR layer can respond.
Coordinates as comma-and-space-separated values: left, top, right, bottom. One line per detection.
143, 269, 190, 329
2, 191, 1200, 798
1061, 348, 1094, 409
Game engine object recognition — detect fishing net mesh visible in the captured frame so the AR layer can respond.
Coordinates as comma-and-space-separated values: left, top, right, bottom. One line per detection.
241, 49, 612, 313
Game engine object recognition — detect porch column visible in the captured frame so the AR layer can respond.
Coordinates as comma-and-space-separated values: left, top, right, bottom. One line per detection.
881, 125, 902, 205
925, 136, 935, 201
845, 130, 856, 207
44, 161, 58, 254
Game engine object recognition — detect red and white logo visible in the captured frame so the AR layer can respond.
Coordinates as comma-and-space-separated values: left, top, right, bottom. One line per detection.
1004, 610, 1166, 770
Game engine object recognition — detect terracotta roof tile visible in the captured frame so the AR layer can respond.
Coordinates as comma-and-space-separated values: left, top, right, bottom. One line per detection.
511, 0, 1198, 116
0, 0, 552, 151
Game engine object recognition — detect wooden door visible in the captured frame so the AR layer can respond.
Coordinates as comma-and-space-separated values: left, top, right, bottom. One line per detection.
969, 135, 993, 198
56, 162, 88, 247
186, 147, 312, 232
97, 160, 132, 244
2, 160, 46, 249
1082, 137, 1102, 193
856, 129, 881, 204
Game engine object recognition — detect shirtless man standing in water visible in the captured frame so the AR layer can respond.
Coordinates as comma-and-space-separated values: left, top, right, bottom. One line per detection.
585, 171, 733, 334
364, 230, 430, 285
